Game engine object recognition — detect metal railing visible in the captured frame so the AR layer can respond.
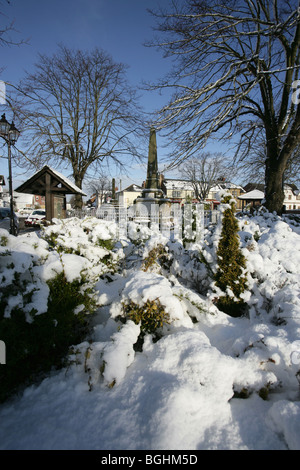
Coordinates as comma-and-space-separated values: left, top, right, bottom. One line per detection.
66, 203, 220, 241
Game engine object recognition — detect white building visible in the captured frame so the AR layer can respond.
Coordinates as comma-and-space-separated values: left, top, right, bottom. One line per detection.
0, 188, 34, 211
161, 178, 195, 202
283, 184, 300, 211
116, 184, 143, 207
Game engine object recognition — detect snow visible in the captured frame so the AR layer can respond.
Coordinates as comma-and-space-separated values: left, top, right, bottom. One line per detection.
0, 209, 300, 450
238, 189, 265, 200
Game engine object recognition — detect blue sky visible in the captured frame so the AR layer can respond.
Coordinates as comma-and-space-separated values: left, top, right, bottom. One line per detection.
0, 0, 175, 192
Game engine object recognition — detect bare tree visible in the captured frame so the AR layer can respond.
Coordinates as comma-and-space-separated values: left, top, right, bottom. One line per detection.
180, 152, 234, 200
12, 45, 143, 208
0, 0, 28, 82
88, 174, 112, 205
148, 0, 300, 214
1, 0, 23, 48
240, 139, 300, 187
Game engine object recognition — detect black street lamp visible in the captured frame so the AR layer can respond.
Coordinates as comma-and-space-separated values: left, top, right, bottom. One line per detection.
0, 113, 20, 235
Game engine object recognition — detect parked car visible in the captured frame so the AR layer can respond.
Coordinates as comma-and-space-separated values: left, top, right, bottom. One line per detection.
0, 207, 19, 234
24, 209, 46, 227
19, 207, 33, 215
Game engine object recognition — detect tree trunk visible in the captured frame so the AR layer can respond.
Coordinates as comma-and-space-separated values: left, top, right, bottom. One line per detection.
74, 175, 83, 210
264, 142, 286, 215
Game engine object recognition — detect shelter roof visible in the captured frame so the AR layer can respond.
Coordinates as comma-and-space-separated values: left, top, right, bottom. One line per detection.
15, 165, 86, 196
238, 189, 264, 200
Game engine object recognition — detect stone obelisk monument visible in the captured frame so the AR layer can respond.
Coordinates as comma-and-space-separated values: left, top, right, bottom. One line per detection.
141, 127, 164, 201
136, 128, 170, 227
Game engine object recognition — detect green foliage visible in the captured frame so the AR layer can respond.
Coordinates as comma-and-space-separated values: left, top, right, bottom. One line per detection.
43, 228, 115, 256
0, 272, 97, 403
121, 298, 171, 351
42, 231, 59, 249
253, 230, 260, 242
0, 235, 8, 246
142, 244, 171, 272
122, 299, 170, 335
95, 238, 115, 251
232, 383, 272, 401
214, 195, 248, 317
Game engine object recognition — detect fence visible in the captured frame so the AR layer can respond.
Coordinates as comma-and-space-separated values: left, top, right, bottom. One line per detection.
68, 202, 221, 242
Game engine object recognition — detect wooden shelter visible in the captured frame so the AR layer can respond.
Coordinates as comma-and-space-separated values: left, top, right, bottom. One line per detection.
15, 165, 86, 222
238, 189, 264, 210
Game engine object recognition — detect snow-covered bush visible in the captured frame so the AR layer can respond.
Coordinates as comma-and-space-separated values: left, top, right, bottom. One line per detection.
126, 221, 152, 244
238, 209, 300, 325
41, 217, 120, 271
100, 320, 141, 388
0, 217, 121, 402
141, 242, 172, 273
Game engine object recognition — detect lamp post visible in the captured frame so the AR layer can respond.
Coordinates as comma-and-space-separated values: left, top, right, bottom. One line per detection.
0, 113, 20, 235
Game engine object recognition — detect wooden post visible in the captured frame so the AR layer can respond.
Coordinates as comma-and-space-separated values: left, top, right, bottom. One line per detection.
45, 172, 52, 222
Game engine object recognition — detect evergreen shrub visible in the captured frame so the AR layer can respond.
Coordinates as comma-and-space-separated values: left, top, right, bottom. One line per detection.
142, 244, 171, 272
120, 299, 171, 350
0, 272, 97, 403
214, 194, 248, 317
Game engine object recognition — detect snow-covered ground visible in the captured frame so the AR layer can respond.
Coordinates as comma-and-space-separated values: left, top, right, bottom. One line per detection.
0, 209, 300, 450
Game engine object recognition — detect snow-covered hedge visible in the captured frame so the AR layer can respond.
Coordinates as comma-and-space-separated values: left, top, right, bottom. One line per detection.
0, 217, 121, 401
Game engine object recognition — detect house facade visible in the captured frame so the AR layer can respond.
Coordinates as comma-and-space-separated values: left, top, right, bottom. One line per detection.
161, 177, 245, 209
206, 182, 245, 210
161, 178, 195, 203
116, 184, 143, 207
0, 189, 37, 211
283, 184, 300, 211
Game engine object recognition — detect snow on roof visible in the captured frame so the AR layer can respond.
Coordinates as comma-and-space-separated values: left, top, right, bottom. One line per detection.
238, 189, 264, 200
43, 166, 87, 195
16, 165, 87, 196
163, 179, 194, 190
210, 182, 244, 191
163, 179, 244, 192
117, 184, 143, 193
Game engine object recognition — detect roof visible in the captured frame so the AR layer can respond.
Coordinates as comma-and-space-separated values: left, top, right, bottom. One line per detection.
163, 179, 244, 192
117, 184, 143, 193
15, 165, 86, 196
163, 179, 194, 191
284, 183, 299, 194
243, 183, 265, 192
210, 182, 245, 191
238, 189, 264, 200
